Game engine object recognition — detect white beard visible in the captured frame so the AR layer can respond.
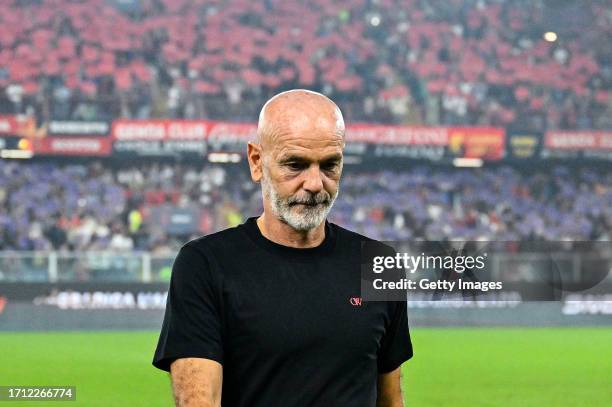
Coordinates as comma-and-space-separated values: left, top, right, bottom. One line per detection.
261, 168, 338, 231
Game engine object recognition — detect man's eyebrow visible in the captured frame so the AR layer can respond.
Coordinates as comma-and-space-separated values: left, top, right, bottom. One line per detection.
278, 155, 309, 164
278, 154, 342, 164
321, 154, 343, 163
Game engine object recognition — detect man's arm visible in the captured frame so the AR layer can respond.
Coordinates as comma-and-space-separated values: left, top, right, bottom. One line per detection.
376, 366, 404, 407
170, 358, 223, 407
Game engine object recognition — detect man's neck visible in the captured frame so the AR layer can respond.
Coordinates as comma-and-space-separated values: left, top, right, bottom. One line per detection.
256, 213, 326, 249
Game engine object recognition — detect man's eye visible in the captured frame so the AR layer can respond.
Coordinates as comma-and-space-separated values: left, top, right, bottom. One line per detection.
286, 162, 305, 171
322, 162, 339, 172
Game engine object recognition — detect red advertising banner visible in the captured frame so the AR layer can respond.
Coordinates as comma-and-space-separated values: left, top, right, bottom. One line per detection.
448, 127, 506, 160
48, 120, 110, 136
0, 116, 18, 135
346, 124, 449, 145
112, 120, 209, 141
0, 115, 37, 137
206, 121, 257, 155
545, 131, 612, 150
207, 121, 257, 142
109, 120, 507, 160
33, 137, 112, 156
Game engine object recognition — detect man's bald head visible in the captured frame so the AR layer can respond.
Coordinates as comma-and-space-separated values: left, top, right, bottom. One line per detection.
256, 89, 345, 148
247, 89, 345, 233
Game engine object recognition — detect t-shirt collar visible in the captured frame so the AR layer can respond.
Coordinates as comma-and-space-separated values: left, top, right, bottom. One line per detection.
241, 216, 336, 259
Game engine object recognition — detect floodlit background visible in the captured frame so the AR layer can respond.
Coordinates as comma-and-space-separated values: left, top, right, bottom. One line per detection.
0, 0, 610, 405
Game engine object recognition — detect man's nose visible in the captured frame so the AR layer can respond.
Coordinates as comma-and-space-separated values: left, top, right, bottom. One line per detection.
303, 165, 324, 194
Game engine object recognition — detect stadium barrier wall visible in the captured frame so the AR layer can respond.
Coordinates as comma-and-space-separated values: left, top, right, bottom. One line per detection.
2, 115, 611, 161
0, 282, 611, 331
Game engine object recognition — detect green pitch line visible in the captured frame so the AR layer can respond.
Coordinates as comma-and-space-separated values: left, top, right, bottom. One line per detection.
1, 328, 611, 406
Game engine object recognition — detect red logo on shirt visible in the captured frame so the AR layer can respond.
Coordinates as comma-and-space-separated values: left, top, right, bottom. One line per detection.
349, 297, 362, 306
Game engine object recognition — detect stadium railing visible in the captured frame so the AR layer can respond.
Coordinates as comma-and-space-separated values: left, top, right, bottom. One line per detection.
0, 250, 609, 284
0, 251, 175, 283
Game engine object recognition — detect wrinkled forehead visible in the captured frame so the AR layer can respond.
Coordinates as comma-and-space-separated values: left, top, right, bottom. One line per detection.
284, 110, 343, 137
273, 132, 344, 163
265, 110, 345, 159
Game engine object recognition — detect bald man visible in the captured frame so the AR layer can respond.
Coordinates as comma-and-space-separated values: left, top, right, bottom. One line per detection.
153, 90, 413, 406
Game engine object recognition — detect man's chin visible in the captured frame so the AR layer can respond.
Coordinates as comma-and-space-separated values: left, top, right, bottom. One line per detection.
281, 210, 328, 231
285, 221, 322, 232
289, 205, 329, 217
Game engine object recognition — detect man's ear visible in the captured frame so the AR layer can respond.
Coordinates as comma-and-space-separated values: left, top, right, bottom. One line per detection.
247, 142, 263, 182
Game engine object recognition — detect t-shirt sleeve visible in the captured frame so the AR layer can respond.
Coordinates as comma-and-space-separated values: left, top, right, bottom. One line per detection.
152, 243, 224, 371
377, 300, 413, 373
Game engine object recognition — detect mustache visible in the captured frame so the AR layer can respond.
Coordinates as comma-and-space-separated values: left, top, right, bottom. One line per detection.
287, 192, 331, 206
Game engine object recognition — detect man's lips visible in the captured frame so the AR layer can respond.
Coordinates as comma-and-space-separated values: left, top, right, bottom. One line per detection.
291, 202, 327, 207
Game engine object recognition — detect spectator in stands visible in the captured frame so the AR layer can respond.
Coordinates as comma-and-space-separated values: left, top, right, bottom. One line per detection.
0, 160, 609, 251
0, 0, 608, 131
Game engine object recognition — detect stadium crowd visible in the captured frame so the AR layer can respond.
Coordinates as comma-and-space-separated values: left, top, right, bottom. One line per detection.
0, 0, 610, 131
1, 159, 610, 253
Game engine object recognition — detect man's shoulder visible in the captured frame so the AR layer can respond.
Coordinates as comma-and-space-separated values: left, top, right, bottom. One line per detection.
330, 222, 396, 254
182, 223, 247, 257
330, 222, 374, 243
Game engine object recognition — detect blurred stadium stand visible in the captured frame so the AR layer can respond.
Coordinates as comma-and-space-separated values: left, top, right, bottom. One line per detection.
0, 160, 610, 253
0, 0, 609, 130
0, 0, 610, 283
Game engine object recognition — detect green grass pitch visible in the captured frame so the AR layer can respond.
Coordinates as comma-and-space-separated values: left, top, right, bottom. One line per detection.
1, 328, 610, 406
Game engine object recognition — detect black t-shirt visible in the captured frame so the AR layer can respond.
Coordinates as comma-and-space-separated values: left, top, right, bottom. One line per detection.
153, 217, 413, 406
